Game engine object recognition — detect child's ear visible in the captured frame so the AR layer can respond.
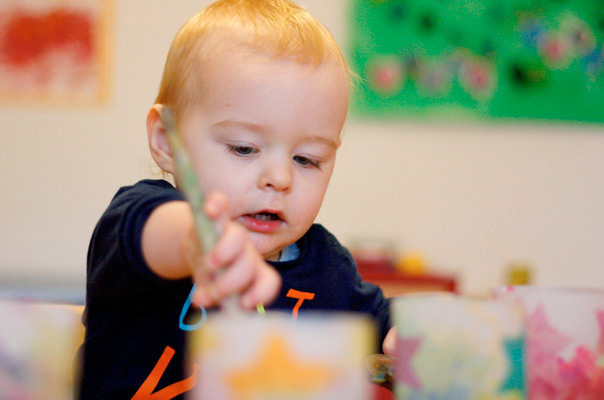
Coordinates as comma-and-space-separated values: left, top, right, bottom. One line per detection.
147, 104, 175, 175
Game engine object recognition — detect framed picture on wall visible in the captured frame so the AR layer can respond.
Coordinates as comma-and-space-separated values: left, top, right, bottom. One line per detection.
0, 0, 112, 106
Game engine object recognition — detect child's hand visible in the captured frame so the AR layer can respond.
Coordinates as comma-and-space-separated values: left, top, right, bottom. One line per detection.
367, 327, 397, 390
382, 327, 397, 356
184, 191, 281, 310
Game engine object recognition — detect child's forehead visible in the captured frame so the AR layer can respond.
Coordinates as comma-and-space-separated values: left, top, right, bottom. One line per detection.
179, 46, 349, 139
174, 29, 350, 121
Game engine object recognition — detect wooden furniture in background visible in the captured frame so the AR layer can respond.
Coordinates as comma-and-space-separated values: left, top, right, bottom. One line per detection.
355, 257, 457, 297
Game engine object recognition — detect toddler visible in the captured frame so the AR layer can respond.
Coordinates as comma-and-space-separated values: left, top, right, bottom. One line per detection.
78, 0, 392, 398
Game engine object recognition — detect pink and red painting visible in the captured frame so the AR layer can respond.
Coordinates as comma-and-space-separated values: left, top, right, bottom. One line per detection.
0, 0, 111, 105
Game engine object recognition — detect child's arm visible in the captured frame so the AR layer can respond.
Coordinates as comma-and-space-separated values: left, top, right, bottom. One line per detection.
141, 191, 281, 309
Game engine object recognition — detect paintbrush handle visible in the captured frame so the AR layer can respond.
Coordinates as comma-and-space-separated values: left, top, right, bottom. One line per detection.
160, 106, 238, 313
161, 108, 217, 254
167, 130, 217, 254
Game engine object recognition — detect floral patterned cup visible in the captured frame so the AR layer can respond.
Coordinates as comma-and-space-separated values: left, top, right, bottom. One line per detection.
391, 293, 526, 400
493, 286, 604, 400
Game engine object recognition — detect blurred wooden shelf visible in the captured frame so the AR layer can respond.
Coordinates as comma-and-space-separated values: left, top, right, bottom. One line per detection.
356, 259, 457, 297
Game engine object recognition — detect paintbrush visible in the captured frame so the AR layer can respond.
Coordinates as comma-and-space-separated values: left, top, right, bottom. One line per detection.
159, 106, 239, 313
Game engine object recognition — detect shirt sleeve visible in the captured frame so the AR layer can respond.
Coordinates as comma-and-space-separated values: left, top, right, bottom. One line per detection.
86, 180, 186, 303
350, 271, 392, 346
316, 224, 392, 346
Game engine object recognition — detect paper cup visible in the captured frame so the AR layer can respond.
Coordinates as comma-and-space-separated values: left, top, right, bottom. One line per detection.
392, 293, 526, 400
493, 285, 604, 399
0, 299, 84, 400
188, 312, 375, 400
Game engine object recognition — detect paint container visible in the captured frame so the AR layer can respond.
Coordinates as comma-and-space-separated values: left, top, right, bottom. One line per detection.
391, 293, 526, 400
493, 285, 604, 399
188, 312, 376, 399
0, 299, 84, 399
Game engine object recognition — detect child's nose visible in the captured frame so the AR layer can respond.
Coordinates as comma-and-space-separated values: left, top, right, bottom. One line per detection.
259, 158, 292, 192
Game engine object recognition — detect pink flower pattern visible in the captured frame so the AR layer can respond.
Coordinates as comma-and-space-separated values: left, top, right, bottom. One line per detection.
528, 306, 604, 399
394, 335, 423, 390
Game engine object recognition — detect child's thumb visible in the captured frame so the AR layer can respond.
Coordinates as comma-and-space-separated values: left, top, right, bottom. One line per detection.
382, 327, 397, 356
204, 191, 231, 235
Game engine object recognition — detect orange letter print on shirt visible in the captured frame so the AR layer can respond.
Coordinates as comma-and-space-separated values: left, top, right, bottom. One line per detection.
131, 346, 198, 400
286, 289, 315, 319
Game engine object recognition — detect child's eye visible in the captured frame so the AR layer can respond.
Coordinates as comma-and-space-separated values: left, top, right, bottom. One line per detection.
293, 155, 321, 170
228, 144, 257, 156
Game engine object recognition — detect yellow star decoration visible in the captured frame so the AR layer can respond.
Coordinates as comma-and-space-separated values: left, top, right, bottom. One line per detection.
226, 334, 337, 400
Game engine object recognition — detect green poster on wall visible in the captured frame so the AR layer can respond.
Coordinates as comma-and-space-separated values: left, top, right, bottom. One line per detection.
349, 0, 604, 123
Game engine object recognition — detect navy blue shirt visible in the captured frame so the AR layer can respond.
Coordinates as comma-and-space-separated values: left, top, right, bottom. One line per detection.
78, 179, 390, 399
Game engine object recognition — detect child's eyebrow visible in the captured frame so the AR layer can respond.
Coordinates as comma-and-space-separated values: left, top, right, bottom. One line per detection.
212, 119, 267, 134
299, 133, 341, 150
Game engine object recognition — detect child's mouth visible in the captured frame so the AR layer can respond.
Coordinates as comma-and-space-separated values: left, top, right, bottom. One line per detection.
248, 212, 281, 221
239, 211, 284, 233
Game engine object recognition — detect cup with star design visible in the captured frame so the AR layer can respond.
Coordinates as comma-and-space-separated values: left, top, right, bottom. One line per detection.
391, 293, 526, 400
188, 311, 376, 399
493, 285, 604, 399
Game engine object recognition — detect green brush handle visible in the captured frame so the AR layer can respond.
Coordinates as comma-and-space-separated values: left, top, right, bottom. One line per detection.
160, 106, 263, 314
160, 107, 218, 255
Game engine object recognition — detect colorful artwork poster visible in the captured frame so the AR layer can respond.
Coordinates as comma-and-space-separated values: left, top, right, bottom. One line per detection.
0, 0, 111, 105
349, 0, 604, 123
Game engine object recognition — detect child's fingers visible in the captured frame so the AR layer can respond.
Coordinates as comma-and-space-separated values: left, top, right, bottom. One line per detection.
192, 222, 257, 307
382, 327, 397, 356
205, 243, 260, 305
205, 221, 247, 274
193, 191, 282, 310
240, 263, 281, 309
203, 191, 231, 234
193, 252, 281, 310
209, 247, 281, 310
192, 250, 255, 308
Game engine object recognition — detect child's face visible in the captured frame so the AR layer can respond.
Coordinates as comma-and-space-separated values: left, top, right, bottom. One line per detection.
179, 48, 349, 261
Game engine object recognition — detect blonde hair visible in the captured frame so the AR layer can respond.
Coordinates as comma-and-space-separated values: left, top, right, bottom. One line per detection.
154, 0, 349, 118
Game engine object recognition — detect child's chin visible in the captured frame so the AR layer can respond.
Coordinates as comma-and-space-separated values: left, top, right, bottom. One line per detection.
247, 235, 280, 259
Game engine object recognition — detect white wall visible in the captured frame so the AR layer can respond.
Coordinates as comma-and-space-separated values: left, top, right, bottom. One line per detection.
1, 0, 603, 295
